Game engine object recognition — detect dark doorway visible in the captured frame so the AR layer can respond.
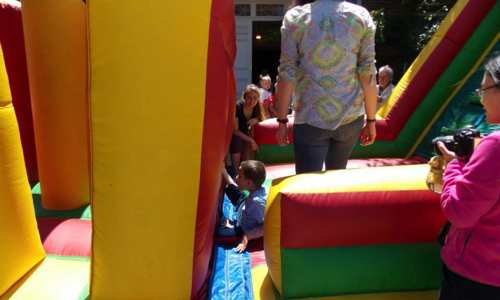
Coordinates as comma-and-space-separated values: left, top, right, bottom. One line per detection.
252, 21, 281, 88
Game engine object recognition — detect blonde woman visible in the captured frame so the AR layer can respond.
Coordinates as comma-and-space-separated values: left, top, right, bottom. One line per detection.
229, 84, 266, 176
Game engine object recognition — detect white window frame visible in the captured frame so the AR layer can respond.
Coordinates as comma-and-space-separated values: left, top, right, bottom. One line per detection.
234, 0, 289, 21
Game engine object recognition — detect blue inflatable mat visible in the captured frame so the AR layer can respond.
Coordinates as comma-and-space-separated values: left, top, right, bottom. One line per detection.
209, 244, 253, 300
209, 192, 254, 299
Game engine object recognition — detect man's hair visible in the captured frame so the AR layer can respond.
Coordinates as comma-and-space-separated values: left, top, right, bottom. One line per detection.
240, 160, 266, 188
379, 65, 394, 80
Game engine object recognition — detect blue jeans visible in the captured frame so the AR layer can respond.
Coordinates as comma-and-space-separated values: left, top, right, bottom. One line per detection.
292, 115, 364, 174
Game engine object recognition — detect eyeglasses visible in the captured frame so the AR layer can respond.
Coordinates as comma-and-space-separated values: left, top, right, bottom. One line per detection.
475, 85, 498, 96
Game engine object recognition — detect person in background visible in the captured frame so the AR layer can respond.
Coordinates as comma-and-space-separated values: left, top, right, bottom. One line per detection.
229, 84, 266, 176
259, 74, 273, 119
276, 0, 378, 174
376, 65, 395, 111
437, 53, 500, 299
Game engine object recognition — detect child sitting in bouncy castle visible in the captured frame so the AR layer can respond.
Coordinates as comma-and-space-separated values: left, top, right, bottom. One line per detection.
216, 160, 267, 253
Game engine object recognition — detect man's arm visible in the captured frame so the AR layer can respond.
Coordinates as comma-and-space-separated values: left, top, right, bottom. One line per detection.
276, 82, 294, 146
359, 74, 377, 146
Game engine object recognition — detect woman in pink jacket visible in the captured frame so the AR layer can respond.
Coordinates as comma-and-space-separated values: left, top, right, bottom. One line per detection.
437, 54, 500, 299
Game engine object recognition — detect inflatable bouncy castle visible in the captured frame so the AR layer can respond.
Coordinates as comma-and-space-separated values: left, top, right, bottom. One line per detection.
0, 0, 499, 299
1, 0, 236, 298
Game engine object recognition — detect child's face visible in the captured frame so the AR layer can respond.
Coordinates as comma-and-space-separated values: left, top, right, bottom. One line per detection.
236, 168, 251, 192
261, 80, 271, 90
244, 91, 259, 108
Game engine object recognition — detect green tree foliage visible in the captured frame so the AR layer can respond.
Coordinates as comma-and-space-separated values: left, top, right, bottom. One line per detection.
370, 9, 386, 45
402, 0, 457, 51
370, 0, 457, 81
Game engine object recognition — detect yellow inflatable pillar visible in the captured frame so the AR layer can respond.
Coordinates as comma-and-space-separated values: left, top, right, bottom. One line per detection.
21, 0, 89, 209
88, 1, 211, 299
0, 45, 45, 296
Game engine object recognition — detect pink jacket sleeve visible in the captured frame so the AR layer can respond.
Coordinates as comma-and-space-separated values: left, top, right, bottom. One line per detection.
441, 134, 500, 228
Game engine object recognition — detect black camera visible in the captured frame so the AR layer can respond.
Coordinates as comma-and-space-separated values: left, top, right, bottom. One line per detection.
431, 127, 480, 158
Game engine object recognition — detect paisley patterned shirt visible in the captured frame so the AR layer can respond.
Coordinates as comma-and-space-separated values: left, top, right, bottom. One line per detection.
277, 0, 376, 130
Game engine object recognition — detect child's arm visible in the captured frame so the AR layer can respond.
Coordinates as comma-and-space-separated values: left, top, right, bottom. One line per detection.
235, 225, 263, 253
235, 234, 248, 253
244, 224, 263, 240
221, 164, 235, 186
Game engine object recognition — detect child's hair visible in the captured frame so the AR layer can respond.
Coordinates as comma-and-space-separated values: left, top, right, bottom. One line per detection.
241, 84, 266, 121
259, 74, 272, 83
240, 160, 266, 188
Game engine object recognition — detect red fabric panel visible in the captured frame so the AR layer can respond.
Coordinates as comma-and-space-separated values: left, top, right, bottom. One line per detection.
37, 218, 91, 257
250, 250, 266, 268
191, 2, 237, 299
254, 118, 393, 143
213, 237, 264, 253
446, 0, 497, 45
373, 119, 395, 140
265, 158, 424, 180
0, 2, 38, 182
253, 118, 293, 145
280, 190, 445, 249
384, 0, 494, 136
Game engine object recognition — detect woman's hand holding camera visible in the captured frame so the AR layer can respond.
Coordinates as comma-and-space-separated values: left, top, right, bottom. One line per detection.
437, 141, 458, 163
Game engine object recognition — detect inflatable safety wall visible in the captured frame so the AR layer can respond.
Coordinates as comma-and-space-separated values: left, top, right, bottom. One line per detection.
265, 165, 446, 299
0, 1, 38, 183
21, 0, 89, 209
87, 0, 236, 299
0, 44, 45, 297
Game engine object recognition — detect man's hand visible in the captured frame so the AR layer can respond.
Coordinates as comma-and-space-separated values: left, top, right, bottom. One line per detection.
236, 234, 249, 253
360, 122, 376, 146
276, 123, 289, 146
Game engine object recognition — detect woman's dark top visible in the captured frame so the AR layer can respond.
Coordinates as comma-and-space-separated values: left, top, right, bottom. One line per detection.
235, 101, 256, 135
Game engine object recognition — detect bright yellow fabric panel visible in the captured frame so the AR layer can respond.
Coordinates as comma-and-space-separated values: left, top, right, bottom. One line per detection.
88, 1, 211, 299
276, 165, 430, 195
264, 175, 293, 295
378, 0, 468, 118
0, 46, 45, 296
1, 258, 90, 300
252, 266, 276, 300
21, 0, 89, 209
